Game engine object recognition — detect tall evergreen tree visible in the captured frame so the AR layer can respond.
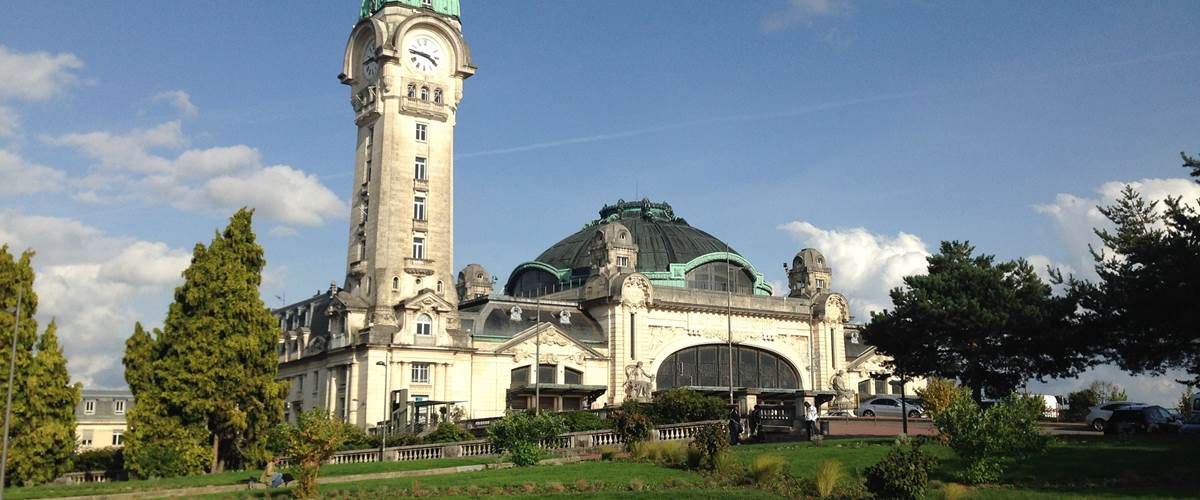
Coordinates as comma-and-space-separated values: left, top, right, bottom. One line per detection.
864, 241, 1090, 401
125, 209, 286, 476
9, 321, 81, 485
123, 322, 155, 396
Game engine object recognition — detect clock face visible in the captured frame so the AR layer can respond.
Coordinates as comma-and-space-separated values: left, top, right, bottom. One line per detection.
406, 34, 444, 73
361, 39, 377, 81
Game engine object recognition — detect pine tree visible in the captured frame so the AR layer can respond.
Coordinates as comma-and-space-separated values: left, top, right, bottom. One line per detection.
8, 321, 81, 485
125, 209, 286, 476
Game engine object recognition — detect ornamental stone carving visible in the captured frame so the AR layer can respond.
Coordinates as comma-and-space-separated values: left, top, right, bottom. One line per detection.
621, 274, 652, 309
623, 362, 655, 402
509, 305, 523, 321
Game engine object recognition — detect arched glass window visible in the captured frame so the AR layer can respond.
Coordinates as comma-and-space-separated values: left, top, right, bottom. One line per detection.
655, 344, 799, 390
685, 261, 754, 294
407, 83, 416, 98
392, 276, 400, 290
509, 269, 558, 297
510, 366, 530, 386
437, 280, 444, 293
564, 367, 583, 385
416, 314, 433, 336
433, 88, 443, 104
419, 86, 430, 100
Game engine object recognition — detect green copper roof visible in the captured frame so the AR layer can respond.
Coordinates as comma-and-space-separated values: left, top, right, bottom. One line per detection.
360, 0, 460, 19
535, 200, 744, 274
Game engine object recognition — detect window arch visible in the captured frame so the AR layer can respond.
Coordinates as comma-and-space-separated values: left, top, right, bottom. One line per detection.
407, 83, 416, 98
685, 261, 754, 295
436, 280, 444, 293
655, 344, 799, 390
433, 88, 443, 104
415, 314, 433, 336
509, 268, 559, 297
392, 276, 400, 290
419, 86, 430, 101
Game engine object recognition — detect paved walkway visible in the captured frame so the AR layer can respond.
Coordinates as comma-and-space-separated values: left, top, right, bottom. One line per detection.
52, 456, 589, 500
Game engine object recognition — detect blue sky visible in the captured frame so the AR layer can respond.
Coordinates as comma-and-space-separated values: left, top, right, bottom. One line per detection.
1, 1, 1198, 404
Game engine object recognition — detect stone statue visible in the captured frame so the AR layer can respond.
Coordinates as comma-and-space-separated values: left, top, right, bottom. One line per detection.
558, 309, 571, 325
623, 362, 655, 402
508, 305, 523, 321
830, 370, 854, 409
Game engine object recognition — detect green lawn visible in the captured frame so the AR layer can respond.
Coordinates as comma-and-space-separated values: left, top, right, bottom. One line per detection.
5, 456, 500, 499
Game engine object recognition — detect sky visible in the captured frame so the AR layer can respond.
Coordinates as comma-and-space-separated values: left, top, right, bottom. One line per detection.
1, 1, 1198, 405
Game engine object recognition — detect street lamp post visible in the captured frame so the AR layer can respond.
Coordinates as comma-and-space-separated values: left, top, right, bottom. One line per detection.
1, 288, 22, 499
375, 358, 389, 461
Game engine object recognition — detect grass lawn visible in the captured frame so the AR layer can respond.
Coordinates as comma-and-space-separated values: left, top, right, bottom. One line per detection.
5, 455, 500, 499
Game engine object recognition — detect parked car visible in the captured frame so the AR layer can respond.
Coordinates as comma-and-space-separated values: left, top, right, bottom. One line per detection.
1102, 405, 1181, 435
1085, 402, 1145, 431
1179, 414, 1200, 435
855, 397, 924, 418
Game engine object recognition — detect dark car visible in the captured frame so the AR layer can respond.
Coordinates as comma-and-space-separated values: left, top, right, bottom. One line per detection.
1102, 405, 1181, 435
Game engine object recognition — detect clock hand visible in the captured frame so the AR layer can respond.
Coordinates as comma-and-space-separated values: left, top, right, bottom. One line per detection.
408, 49, 438, 67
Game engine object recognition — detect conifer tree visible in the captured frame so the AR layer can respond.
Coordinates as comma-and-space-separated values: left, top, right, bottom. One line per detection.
9, 321, 81, 485
123, 323, 155, 396
125, 209, 286, 476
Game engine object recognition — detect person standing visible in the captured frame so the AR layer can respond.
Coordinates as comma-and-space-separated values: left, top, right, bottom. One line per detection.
748, 404, 762, 439
728, 407, 743, 445
804, 401, 819, 438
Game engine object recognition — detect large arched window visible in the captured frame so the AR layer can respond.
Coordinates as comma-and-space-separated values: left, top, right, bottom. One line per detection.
685, 261, 754, 295
656, 344, 799, 390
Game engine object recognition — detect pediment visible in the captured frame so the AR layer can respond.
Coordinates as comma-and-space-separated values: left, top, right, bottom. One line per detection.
396, 289, 457, 313
495, 323, 606, 364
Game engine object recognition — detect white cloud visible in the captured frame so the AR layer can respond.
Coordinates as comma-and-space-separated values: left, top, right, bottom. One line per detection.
0, 209, 190, 388
1027, 365, 1191, 407
0, 106, 19, 137
761, 0, 853, 33
45, 120, 347, 226
1035, 177, 1200, 278
777, 221, 931, 319
0, 45, 84, 102
1026, 254, 1075, 285
152, 90, 198, 117
268, 225, 299, 238
0, 149, 66, 195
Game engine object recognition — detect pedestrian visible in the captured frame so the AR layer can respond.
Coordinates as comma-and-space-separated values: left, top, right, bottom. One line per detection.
748, 404, 762, 439
804, 401, 819, 437
728, 407, 743, 445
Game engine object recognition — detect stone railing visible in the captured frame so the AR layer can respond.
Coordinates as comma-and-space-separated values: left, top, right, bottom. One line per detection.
58, 470, 117, 484
300, 419, 722, 467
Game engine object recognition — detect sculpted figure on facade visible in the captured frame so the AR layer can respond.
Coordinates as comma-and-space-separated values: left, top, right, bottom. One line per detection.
508, 305, 523, 321
830, 369, 854, 409
623, 361, 655, 402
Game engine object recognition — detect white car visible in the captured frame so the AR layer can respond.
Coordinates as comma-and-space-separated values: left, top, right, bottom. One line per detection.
1085, 402, 1145, 431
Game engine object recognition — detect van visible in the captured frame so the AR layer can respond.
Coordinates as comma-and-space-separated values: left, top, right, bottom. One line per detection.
1039, 394, 1059, 419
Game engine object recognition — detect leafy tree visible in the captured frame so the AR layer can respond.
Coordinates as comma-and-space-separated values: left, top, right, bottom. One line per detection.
1087, 380, 1127, 402
914, 377, 965, 416
8, 322, 81, 485
0, 246, 38, 485
1064, 389, 1101, 422
125, 209, 287, 476
1064, 153, 1200, 384
647, 388, 726, 424
424, 421, 473, 443
864, 241, 1089, 401
863, 438, 937, 500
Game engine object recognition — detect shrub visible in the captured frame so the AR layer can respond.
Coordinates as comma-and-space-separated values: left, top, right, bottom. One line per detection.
814, 459, 842, 497
545, 480, 566, 493
562, 411, 610, 432
613, 404, 655, 451
283, 409, 347, 499
425, 421, 472, 443
915, 378, 967, 416
628, 478, 645, 491
1065, 389, 1101, 422
599, 446, 619, 461
486, 411, 566, 466
687, 422, 730, 471
633, 441, 687, 467
863, 439, 938, 500
941, 482, 972, 500
932, 392, 1048, 484
73, 447, 124, 475
649, 388, 727, 424
337, 422, 375, 451
748, 454, 787, 487
574, 478, 591, 491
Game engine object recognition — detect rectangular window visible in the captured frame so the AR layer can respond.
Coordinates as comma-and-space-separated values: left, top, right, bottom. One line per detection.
312, 370, 319, 396
415, 123, 427, 142
80, 430, 93, 447
421, 0, 432, 7
564, 367, 583, 385
112, 432, 124, 446
414, 157, 427, 180
113, 400, 126, 415
413, 195, 426, 221
412, 363, 430, 384
538, 364, 556, 384
297, 374, 305, 395
412, 233, 426, 259
874, 379, 888, 395
616, 256, 629, 268
363, 127, 374, 184
84, 400, 96, 415
510, 366, 530, 387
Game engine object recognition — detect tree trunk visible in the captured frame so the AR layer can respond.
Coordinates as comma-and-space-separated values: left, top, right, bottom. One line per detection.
211, 434, 223, 473
971, 385, 983, 404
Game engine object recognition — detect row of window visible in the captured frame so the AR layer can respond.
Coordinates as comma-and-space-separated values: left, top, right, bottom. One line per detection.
82, 399, 125, 416
406, 84, 445, 105
78, 431, 122, 447
510, 364, 585, 386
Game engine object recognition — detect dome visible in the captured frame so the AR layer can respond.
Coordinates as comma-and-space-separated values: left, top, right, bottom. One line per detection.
361, 0, 460, 19
536, 200, 742, 274
507, 200, 773, 296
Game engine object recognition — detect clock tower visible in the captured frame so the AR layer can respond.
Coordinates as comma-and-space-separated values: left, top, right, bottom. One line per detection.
340, 0, 474, 331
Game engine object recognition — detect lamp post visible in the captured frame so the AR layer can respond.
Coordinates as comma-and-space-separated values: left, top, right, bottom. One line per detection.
375, 359, 388, 461
1, 288, 22, 499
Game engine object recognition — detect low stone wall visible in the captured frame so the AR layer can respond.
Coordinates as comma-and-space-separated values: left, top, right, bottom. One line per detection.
821, 416, 938, 437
